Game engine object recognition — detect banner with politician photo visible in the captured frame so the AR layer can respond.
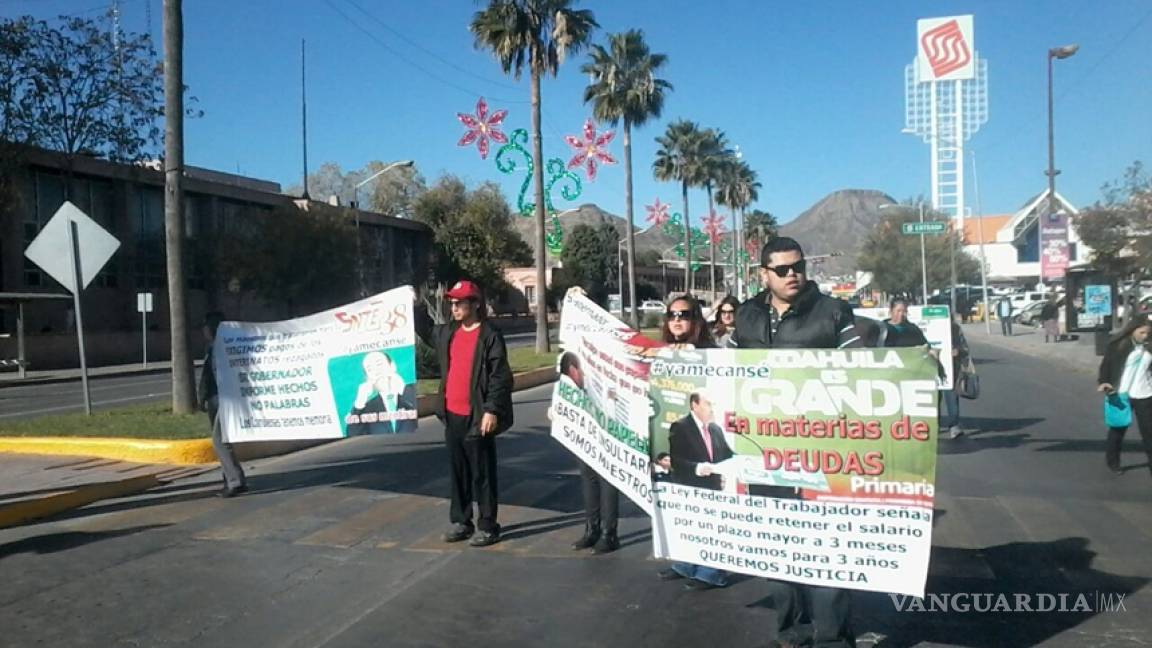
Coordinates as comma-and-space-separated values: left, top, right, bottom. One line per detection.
214, 287, 418, 442
648, 346, 940, 597
549, 291, 666, 514
856, 305, 954, 389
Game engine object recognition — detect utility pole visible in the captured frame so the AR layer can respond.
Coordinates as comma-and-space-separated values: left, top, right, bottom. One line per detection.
164, 0, 195, 413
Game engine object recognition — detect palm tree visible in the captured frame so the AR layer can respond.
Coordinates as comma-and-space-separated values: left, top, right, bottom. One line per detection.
471, 0, 598, 353
698, 129, 733, 298
582, 30, 672, 327
653, 120, 707, 292
717, 160, 760, 297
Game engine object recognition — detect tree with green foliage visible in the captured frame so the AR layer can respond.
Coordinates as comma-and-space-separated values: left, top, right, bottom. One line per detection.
582, 29, 672, 326
215, 205, 358, 318
858, 205, 980, 299
287, 161, 426, 217
1074, 161, 1151, 280
654, 119, 709, 291
0, 13, 194, 162
412, 175, 533, 297
471, 0, 598, 352
560, 222, 619, 307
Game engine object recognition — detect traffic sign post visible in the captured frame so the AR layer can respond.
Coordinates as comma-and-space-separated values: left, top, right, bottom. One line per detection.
137, 292, 154, 367
24, 201, 121, 415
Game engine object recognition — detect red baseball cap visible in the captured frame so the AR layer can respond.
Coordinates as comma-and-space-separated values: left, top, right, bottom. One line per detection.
445, 280, 482, 300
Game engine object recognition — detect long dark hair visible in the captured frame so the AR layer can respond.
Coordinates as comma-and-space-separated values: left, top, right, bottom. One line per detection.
1111, 313, 1151, 345
712, 295, 740, 336
661, 294, 715, 348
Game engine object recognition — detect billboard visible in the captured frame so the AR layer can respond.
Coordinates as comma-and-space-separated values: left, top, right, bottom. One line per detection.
1041, 210, 1071, 281
917, 15, 975, 81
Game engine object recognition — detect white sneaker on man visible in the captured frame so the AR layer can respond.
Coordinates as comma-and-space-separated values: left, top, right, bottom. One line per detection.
948, 425, 964, 439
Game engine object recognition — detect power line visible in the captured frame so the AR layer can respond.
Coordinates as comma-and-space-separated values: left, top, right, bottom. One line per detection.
322, 0, 527, 105
340, 0, 524, 93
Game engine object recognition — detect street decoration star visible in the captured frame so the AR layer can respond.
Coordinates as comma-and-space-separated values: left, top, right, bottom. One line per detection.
565, 119, 616, 181
457, 97, 508, 160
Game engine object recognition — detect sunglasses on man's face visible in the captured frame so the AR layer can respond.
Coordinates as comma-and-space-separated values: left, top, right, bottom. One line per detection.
763, 259, 807, 278
665, 309, 692, 321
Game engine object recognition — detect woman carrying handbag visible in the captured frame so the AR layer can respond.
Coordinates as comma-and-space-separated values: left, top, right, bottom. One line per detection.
1097, 314, 1152, 476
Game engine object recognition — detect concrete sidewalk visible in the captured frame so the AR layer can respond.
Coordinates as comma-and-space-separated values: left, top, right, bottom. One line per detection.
963, 321, 1103, 376
0, 454, 213, 529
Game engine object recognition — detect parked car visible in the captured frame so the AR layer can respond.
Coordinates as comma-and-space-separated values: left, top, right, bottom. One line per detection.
639, 300, 665, 313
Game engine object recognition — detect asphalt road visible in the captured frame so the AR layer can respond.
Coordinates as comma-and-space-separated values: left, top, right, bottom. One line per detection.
0, 331, 548, 421
1, 339, 1150, 647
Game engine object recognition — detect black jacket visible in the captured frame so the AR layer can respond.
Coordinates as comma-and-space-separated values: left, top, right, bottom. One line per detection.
419, 318, 514, 436
669, 414, 733, 491
1099, 337, 1151, 388
732, 283, 863, 350
198, 343, 217, 411
884, 320, 929, 348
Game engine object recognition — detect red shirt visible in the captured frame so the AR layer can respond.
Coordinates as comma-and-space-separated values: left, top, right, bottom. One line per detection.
445, 325, 481, 416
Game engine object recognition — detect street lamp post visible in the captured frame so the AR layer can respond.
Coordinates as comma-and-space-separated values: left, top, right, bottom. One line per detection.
1042, 44, 1079, 284
350, 160, 415, 297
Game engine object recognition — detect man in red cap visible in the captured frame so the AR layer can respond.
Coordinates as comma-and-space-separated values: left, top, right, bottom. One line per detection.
419, 280, 514, 547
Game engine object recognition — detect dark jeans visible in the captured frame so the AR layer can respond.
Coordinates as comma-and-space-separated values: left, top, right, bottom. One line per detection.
765, 580, 855, 648
1106, 396, 1152, 476
207, 399, 245, 489
445, 412, 499, 532
1000, 317, 1013, 336
579, 462, 619, 533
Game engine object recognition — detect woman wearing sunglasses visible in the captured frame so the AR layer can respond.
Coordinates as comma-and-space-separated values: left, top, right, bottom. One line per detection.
711, 295, 740, 348
660, 295, 717, 349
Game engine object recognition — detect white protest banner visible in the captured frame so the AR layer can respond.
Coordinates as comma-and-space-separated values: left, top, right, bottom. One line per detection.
550, 292, 665, 514
857, 305, 954, 388
214, 287, 418, 442
648, 347, 940, 597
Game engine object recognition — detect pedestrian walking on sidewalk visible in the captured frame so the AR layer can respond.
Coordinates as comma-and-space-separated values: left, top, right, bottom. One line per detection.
731, 237, 858, 648
1097, 314, 1152, 477
996, 298, 1014, 336
1040, 296, 1061, 343
200, 311, 247, 498
418, 280, 513, 548
941, 315, 970, 440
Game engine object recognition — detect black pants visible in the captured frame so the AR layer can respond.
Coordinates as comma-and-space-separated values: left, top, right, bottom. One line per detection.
445, 412, 499, 532
1106, 396, 1152, 476
1000, 317, 1013, 336
765, 580, 854, 648
579, 462, 619, 533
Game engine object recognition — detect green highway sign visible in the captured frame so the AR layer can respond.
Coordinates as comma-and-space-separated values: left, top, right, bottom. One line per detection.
901, 221, 948, 235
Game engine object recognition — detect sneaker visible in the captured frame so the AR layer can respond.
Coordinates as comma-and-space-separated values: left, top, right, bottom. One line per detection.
218, 484, 248, 498
442, 523, 474, 543
469, 528, 501, 547
657, 567, 685, 581
948, 426, 964, 439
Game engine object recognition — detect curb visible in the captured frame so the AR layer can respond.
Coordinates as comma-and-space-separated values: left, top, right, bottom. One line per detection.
0, 367, 560, 466
0, 472, 167, 530
0, 361, 205, 390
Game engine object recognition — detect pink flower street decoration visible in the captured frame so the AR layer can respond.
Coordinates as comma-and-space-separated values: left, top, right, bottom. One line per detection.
457, 97, 508, 160
702, 210, 727, 244
645, 198, 670, 227
565, 119, 616, 181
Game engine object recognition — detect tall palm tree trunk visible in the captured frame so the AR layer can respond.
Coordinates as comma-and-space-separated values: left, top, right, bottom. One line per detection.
164, 0, 195, 413
530, 70, 550, 353
623, 120, 638, 327
681, 180, 690, 293
706, 186, 716, 299
730, 206, 738, 297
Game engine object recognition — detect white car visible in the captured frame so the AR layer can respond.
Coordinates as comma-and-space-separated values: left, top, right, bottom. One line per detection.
639, 300, 665, 313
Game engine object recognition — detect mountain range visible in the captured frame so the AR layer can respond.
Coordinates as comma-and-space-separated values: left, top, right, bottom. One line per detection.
510, 189, 898, 277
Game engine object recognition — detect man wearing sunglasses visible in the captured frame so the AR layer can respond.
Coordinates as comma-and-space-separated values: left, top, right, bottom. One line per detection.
733, 237, 859, 648
416, 280, 514, 548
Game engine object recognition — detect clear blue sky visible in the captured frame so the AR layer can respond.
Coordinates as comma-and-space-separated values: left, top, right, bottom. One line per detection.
5, 0, 1151, 226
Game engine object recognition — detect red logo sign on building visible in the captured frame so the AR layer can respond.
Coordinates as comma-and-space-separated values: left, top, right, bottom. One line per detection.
920, 19, 972, 79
